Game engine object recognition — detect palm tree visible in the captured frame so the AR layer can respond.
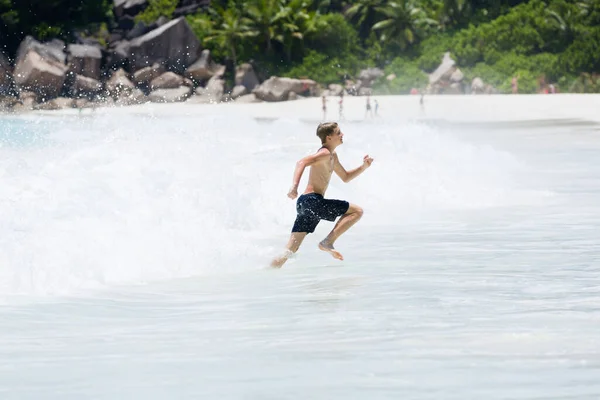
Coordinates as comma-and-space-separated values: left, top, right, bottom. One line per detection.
372, 0, 439, 50
246, 0, 286, 53
205, 8, 258, 66
345, 0, 386, 40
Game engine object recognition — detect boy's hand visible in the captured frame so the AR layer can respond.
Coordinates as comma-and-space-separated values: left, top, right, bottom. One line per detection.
363, 155, 374, 168
288, 187, 298, 199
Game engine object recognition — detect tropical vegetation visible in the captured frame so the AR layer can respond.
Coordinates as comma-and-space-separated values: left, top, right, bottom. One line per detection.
1, 0, 600, 93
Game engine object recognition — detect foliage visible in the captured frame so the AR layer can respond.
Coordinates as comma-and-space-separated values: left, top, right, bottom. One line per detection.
373, 56, 428, 93
284, 50, 361, 84
1, 0, 600, 94
135, 0, 178, 24
1, 0, 112, 53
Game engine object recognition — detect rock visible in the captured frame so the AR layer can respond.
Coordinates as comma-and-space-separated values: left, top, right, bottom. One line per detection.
230, 85, 247, 99
107, 40, 132, 69
13, 50, 68, 99
174, 0, 210, 17
73, 75, 103, 96
450, 68, 464, 83
327, 84, 344, 96
126, 21, 149, 40
186, 49, 221, 82
67, 44, 102, 80
150, 71, 186, 90
447, 82, 463, 94
234, 93, 262, 103
252, 76, 316, 102
128, 17, 201, 73
114, 0, 148, 18
0, 52, 12, 94
357, 87, 372, 96
471, 77, 485, 94
133, 63, 166, 86
148, 86, 192, 103
357, 68, 384, 88
16, 36, 66, 66
106, 69, 135, 98
36, 97, 74, 110
386, 73, 396, 81
235, 63, 259, 91
429, 52, 456, 85
115, 87, 146, 105
205, 76, 225, 102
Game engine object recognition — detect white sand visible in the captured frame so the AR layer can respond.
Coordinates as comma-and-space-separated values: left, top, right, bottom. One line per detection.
36, 94, 600, 124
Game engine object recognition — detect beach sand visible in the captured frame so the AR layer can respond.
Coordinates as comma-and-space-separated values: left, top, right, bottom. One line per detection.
36, 93, 600, 125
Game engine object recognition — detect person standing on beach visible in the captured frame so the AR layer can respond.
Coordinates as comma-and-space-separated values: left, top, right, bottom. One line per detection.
321, 95, 327, 120
374, 99, 379, 117
270, 122, 374, 268
512, 75, 519, 94
365, 94, 373, 119
338, 92, 344, 120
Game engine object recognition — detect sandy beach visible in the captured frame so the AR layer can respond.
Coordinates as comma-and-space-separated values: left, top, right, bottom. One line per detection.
28, 94, 600, 125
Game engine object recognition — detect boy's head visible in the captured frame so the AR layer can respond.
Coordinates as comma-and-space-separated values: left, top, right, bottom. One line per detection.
316, 122, 340, 144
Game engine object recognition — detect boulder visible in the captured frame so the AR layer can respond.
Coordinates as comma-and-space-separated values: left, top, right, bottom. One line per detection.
67, 44, 102, 80
386, 73, 396, 81
13, 50, 68, 98
186, 49, 222, 82
328, 84, 344, 96
471, 77, 485, 94
114, 0, 148, 18
235, 63, 259, 91
128, 17, 201, 72
429, 52, 456, 85
230, 85, 248, 99
106, 69, 135, 98
73, 75, 103, 96
357, 87, 372, 96
205, 76, 225, 102
36, 97, 74, 110
0, 52, 12, 94
252, 77, 316, 102
115, 87, 146, 106
106, 40, 132, 69
16, 37, 66, 66
450, 68, 464, 83
148, 86, 192, 103
357, 67, 384, 88
133, 63, 166, 86
234, 93, 262, 103
150, 72, 186, 90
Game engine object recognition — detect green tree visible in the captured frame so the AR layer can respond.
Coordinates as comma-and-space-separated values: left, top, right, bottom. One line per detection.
372, 0, 438, 51
205, 8, 258, 66
345, 0, 385, 40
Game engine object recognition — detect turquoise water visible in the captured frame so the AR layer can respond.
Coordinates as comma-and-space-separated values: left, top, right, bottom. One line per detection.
0, 109, 599, 399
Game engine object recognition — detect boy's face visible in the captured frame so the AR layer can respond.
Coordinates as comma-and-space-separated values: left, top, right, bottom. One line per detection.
329, 127, 343, 145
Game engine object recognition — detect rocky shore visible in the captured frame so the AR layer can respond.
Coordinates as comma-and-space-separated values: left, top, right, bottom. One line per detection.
0, 1, 493, 114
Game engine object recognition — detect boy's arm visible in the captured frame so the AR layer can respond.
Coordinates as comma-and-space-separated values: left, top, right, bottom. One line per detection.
288, 149, 329, 199
333, 154, 374, 183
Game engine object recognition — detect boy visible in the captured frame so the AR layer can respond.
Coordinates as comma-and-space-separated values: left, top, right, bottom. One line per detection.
271, 122, 374, 268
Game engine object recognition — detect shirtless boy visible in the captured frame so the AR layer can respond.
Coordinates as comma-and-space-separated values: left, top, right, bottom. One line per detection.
271, 122, 374, 268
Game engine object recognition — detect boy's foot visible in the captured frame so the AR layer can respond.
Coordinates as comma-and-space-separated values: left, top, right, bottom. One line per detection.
318, 240, 344, 261
270, 250, 293, 268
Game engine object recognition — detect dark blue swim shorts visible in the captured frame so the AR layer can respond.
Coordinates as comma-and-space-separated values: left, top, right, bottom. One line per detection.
292, 193, 350, 233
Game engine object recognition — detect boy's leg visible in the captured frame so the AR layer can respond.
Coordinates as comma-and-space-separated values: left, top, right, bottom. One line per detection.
319, 203, 363, 260
270, 232, 307, 268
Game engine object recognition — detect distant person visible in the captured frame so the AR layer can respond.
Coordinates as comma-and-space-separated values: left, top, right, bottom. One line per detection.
420, 92, 425, 107
549, 84, 556, 94
365, 94, 373, 119
338, 92, 344, 120
374, 99, 379, 116
321, 95, 327, 120
270, 122, 374, 268
512, 75, 519, 94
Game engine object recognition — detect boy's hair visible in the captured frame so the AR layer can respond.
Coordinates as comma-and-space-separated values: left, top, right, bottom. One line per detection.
316, 122, 339, 144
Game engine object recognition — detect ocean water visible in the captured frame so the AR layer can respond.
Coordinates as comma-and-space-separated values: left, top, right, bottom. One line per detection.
0, 105, 599, 399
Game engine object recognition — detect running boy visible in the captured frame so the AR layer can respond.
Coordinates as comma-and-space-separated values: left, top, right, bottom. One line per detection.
271, 122, 374, 268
